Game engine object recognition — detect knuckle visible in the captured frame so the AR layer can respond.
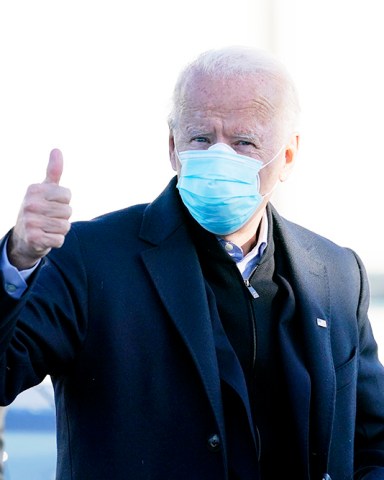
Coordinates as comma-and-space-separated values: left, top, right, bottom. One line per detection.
26, 230, 43, 249
23, 216, 38, 231
57, 235, 66, 247
26, 183, 41, 195
64, 187, 72, 202
63, 221, 72, 234
51, 234, 65, 249
54, 218, 69, 233
23, 198, 42, 214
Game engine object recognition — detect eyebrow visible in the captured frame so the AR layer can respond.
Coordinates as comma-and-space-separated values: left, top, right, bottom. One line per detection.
233, 133, 258, 140
183, 126, 211, 137
183, 127, 260, 140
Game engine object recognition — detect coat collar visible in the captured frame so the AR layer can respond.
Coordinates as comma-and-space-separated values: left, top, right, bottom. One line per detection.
139, 177, 184, 245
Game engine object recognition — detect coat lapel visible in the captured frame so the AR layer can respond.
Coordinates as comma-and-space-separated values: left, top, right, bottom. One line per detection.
139, 178, 227, 459
277, 284, 312, 477
272, 208, 336, 474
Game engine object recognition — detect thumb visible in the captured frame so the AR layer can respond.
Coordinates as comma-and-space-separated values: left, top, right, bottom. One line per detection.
44, 148, 64, 184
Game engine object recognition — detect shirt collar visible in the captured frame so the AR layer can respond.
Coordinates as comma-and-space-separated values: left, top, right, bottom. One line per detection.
217, 211, 268, 276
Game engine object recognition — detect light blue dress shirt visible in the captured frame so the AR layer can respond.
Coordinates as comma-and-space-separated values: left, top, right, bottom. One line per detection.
0, 238, 39, 299
217, 212, 268, 279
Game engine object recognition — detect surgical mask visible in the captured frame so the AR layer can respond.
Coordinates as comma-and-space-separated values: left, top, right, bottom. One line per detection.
176, 142, 283, 235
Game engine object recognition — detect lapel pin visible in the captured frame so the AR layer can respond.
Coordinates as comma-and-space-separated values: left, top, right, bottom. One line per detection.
316, 318, 328, 328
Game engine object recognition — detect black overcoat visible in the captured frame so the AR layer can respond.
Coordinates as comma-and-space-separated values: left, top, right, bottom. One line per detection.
1, 177, 384, 479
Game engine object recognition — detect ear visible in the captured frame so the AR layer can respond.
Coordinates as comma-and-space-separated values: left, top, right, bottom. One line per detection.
279, 132, 299, 182
169, 132, 178, 172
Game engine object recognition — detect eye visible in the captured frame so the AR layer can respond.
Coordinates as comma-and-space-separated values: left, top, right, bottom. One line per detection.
236, 140, 256, 148
233, 139, 259, 156
192, 136, 210, 144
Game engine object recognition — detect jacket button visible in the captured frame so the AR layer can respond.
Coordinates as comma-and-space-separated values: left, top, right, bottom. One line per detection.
207, 434, 221, 452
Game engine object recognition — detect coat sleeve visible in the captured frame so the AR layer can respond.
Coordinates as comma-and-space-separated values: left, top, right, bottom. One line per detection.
353, 250, 384, 479
0, 229, 88, 405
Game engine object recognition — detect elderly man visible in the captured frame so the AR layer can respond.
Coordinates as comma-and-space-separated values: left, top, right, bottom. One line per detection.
1, 46, 384, 480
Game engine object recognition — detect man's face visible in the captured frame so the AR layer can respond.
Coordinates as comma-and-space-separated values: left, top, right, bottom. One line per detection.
169, 71, 293, 196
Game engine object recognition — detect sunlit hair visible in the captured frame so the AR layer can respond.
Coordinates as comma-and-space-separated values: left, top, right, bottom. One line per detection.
168, 46, 300, 139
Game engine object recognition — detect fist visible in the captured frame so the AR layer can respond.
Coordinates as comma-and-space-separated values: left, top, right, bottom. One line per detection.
8, 149, 72, 270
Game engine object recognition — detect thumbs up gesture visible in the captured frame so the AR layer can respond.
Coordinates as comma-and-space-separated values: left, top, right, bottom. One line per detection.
8, 149, 72, 270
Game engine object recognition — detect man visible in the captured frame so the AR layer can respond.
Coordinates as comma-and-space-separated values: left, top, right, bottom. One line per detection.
0, 46, 384, 479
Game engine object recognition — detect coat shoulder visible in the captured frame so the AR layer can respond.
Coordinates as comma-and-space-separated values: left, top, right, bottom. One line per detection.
73, 203, 149, 237
270, 205, 366, 296
271, 206, 358, 264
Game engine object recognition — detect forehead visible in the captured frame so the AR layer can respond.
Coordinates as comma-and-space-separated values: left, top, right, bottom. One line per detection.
179, 72, 282, 129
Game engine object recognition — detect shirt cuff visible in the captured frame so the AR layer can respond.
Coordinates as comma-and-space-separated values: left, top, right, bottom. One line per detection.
1, 238, 39, 299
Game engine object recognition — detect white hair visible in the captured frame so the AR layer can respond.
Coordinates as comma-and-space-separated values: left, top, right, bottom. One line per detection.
168, 46, 300, 138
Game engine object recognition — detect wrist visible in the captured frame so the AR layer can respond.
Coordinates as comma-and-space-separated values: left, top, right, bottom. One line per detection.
7, 234, 41, 271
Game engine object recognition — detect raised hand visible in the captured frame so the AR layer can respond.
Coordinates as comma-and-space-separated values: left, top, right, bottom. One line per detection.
7, 149, 72, 270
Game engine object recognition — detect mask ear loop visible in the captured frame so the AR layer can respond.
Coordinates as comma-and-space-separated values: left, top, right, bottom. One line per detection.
173, 143, 184, 175
258, 144, 286, 197
174, 142, 180, 160
260, 143, 286, 170
261, 181, 279, 199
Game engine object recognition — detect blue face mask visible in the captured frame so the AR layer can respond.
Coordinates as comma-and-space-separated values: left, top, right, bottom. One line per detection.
176, 142, 283, 235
